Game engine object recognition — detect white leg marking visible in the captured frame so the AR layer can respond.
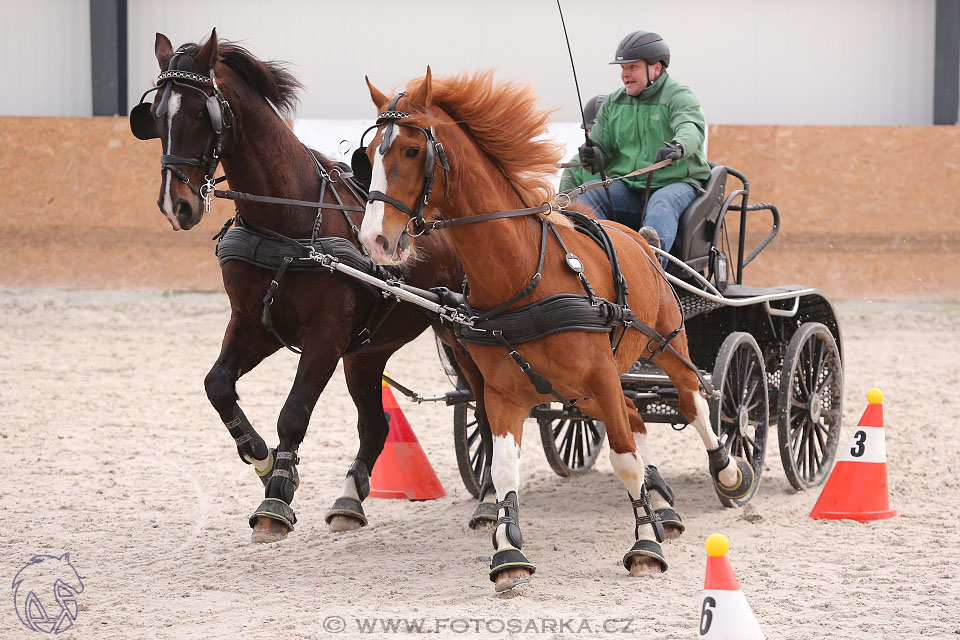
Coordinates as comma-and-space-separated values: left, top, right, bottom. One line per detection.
633, 432, 668, 510
359, 126, 399, 262
247, 453, 272, 474
161, 91, 182, 230
686, 392, 738, 486
609, 449, 655, 540
491, 433, 521, 549
338, 474, 360, 501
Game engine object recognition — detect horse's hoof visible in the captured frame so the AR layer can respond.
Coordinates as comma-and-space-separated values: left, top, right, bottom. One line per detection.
663, 523, 684, 540
328, 514, 364, 533
469, 501, 498, 530
250, 516, 290, 543
494, 567, 532, 593
628, 556, 663, 576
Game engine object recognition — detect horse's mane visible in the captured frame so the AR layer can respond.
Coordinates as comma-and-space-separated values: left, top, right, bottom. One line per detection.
178, 39, 303, 117
403, 70, 563, 206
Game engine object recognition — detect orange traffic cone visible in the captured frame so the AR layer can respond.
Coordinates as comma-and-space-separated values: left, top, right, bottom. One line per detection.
809, 388, 896, 522
698, 534, 764, 640
368, 376, 445, 500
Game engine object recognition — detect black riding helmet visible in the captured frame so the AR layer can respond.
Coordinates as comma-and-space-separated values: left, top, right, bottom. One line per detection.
609, 30, 670, 68
581, 95, 605, 129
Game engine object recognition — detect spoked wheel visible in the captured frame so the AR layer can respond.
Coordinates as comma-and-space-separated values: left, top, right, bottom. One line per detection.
535, 403, 606, 477
710, 332, 769, 507
453, 379, 485, 497
436, 333, 487, 497
777, 322, 843, 490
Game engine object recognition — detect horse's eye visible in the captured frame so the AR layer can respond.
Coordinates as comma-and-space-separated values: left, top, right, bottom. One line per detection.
405, 147, 419, 158
197, 109, 207, 120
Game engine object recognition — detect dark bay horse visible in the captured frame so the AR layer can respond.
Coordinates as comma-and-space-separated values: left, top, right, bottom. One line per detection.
130, 30, 495, 542
357, 69, 756, 592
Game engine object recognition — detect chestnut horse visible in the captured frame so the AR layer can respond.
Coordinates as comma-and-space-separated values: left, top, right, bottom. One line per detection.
358, 69, 756, 592
130, 31, 496, 542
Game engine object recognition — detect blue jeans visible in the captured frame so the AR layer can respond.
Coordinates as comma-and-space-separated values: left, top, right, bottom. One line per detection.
575, 180, 698, 254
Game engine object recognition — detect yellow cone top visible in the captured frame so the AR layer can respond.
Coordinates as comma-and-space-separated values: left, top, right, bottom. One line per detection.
705, 533, 730, 557
867, 388, 884, 404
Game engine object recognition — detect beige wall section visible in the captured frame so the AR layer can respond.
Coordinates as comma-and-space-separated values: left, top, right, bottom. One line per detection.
0, 117, 230, 291
1, 117, 958, 299
707, 125, 960, 299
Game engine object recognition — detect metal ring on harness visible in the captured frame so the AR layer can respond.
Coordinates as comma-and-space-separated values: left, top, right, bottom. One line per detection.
405, 216, 429, 238
554, 192, 571, 209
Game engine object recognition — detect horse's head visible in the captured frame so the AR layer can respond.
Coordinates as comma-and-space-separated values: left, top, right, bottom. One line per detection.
358, 68, 449, 265
130, 29, 231, 231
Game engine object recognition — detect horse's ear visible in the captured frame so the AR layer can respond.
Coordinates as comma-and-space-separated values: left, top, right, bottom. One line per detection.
409, 66, 434, 110
195, 28, 219, 73
154, 33, 173, 71
365, 76, 389, 110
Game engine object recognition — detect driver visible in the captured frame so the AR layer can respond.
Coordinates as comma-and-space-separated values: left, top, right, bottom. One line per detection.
574, 30, 709, 255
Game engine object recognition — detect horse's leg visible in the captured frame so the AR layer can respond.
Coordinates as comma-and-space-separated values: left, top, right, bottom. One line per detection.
580, 374, 668, 577
250, 336, 347, 543
652, 332, 757, 502
624, 399, 684, 539
485, 394, 535, 593
203, 316, 281, 482
324, 351, 393, 533
450, 343, 496, 529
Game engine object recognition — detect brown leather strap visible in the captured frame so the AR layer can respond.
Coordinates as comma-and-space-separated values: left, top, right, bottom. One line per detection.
425, 203, 552, 230
558, 158, 674, 199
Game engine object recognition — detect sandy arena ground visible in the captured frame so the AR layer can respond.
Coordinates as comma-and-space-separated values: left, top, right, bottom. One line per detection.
1, 287, 959, 639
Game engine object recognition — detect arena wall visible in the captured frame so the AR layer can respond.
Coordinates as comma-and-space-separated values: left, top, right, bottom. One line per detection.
1, 116, 958, 300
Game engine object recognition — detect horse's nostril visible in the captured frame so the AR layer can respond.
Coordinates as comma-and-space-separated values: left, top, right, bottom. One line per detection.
176, 201, 192, 218
378, 235, 389, 252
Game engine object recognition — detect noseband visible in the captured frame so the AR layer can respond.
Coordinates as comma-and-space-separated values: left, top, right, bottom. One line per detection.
129, 48, 233, 213
356, 93, 449, 236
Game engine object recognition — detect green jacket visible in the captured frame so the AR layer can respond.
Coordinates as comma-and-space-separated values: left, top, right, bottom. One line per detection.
559, 153, 601, 192
590, 72, 709, 191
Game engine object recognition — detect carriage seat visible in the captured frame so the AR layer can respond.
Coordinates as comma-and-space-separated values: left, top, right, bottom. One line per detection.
665, 164, 727, 278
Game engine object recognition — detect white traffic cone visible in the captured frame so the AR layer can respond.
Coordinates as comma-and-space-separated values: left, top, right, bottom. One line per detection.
698, 533, 764, 640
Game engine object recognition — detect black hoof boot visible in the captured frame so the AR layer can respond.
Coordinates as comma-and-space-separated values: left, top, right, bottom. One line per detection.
645, 465, 684, 535
256, 449, 300, 490
470, 502, 498, 529
708, 446, 756, 501
325, 498, 367, 528
624, 486, 668, 573
489, 492, 535, 592
470, 473, 497, 529
249, 497, 296, 532
623, 539, 668, 573
325, 460, 370, 530
489, 547, 536, 591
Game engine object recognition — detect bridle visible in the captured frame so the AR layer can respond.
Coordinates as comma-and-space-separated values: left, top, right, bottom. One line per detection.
354, 93, 449, 236
129, 47, 233, 214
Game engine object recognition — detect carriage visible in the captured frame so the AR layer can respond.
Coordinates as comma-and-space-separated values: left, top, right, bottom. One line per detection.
424, 163, 844, 507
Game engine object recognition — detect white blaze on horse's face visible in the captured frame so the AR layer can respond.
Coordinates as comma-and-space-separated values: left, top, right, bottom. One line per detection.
160, 90, 183, 230
359, 125, 410, 265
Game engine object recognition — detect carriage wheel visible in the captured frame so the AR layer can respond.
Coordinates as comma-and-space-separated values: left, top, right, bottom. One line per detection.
777, 322, 843, 490
710, 332, 769, 507
453, 379, 485, 498
536, 403, 606, 477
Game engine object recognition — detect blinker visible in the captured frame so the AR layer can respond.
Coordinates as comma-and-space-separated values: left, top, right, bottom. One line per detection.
206, 95, 223, 134
129, 101, 160, 140
351, 147, 372, 190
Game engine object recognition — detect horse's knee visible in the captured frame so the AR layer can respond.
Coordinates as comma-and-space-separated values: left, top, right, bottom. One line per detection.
277, 403, 311, 445
204, 365, 238, 411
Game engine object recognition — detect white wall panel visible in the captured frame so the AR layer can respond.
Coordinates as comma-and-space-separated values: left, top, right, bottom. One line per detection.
0, 0, 92, 116
0, 0, 941, 124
